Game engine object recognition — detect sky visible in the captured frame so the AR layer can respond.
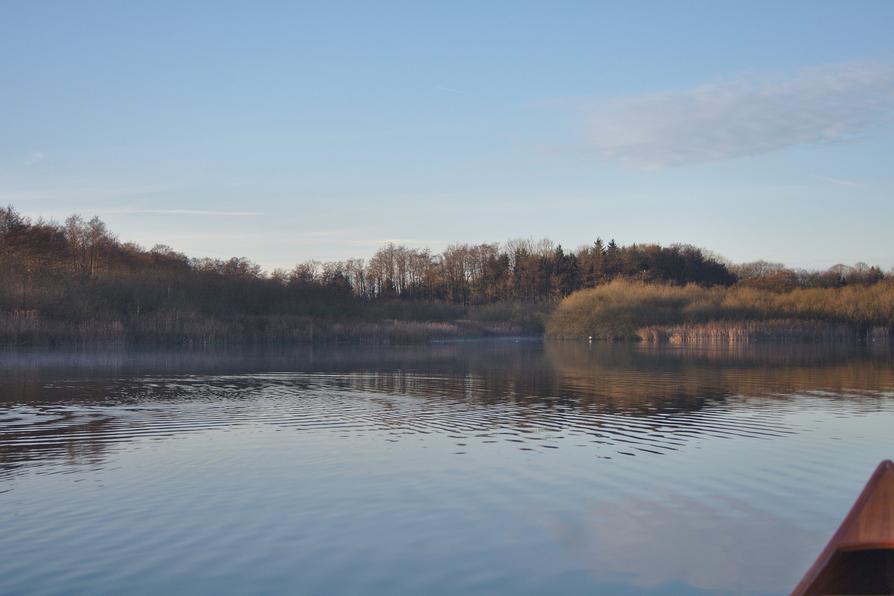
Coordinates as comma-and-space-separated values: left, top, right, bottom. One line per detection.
2, 1, 893, 271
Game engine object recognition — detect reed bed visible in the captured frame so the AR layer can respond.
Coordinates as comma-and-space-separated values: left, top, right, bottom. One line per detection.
0, 311, 523, 347
546, 279, 894, 343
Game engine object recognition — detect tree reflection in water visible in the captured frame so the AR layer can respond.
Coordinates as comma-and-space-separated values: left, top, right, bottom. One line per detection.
2, 342, 892, 479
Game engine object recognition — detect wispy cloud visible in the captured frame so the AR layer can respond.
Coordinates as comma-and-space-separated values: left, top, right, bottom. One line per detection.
23, 151, 45, 166
0, 184, 170, 203
100, 208, 259, 217
585, 61, 894, 168
812, 174, 863, 188
433, 84, 466, 95
346, 237, 444, 247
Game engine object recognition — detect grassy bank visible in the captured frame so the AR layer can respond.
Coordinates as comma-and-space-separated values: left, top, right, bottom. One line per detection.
0, 304, 547, 347
546, 280, 894, 343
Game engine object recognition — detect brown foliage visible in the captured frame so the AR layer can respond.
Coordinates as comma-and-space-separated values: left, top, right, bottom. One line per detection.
547, 279, 894, 341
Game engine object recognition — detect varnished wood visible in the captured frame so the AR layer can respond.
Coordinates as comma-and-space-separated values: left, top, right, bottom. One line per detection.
793, 460, 894, 595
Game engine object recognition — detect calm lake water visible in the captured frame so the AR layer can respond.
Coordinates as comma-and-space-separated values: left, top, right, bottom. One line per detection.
2, 341, 893, 595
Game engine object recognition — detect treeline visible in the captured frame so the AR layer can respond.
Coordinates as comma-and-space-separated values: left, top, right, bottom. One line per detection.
0, 206, 733, 314
731, 260, 887, 291
336, 237, 736, 303
1, 205, 891, 345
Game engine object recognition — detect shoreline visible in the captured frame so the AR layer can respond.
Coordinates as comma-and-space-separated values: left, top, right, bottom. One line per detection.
3, 321, 892, 348
635, 320, 894, 345
0, 314, 535, 348
549, 320, 894, 344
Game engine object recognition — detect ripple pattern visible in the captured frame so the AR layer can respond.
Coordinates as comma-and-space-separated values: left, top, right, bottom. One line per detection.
3, 344, 894, 596
3, 370, 893, 479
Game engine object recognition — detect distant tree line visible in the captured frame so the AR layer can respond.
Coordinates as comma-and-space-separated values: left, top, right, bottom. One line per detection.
731, 260, 886, 291
340, 237, 737, 304
0, 205, 889, 344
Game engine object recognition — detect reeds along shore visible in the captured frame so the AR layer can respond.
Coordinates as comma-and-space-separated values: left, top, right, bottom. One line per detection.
546, 280, 894, 344
0, 310, 527, 347
636, 321, 893, 345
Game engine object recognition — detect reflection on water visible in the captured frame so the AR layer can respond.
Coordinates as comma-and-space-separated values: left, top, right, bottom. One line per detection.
1, 341, 893, 595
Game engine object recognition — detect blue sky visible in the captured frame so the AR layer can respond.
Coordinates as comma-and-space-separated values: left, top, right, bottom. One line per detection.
2, 1, 893, 271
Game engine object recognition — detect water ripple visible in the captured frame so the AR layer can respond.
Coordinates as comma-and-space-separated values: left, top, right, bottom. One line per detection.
3, 343, 894, 595
4, 366, 893, 480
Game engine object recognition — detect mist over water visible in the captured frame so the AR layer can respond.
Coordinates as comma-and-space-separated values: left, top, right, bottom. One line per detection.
2, 341, 893, 595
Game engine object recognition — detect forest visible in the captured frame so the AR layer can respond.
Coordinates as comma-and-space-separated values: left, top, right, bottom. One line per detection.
0, 205, 890, 345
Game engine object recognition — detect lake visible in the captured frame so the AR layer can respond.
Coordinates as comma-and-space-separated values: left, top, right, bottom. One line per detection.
2, 340, 893, 595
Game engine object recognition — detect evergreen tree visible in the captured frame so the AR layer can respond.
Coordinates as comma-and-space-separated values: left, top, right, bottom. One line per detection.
605, 239, 620, 278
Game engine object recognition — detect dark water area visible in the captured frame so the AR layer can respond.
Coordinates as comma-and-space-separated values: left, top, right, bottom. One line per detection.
2, 341, 893, 595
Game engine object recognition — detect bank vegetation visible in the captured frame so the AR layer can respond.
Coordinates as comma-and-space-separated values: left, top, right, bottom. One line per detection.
546, 280, 894, 343
2, 205, 890, 346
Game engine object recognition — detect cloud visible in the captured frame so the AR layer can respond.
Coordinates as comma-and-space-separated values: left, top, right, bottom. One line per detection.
0, 184, 170, 203
346, 237, 444, 247
585, 61, 894, 168
812, 174, 863, 188
100, 208, 259, 217
23, 151, 45, 166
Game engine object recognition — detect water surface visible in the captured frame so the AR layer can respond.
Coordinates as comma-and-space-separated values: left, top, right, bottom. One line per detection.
2, 341, 893, 595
